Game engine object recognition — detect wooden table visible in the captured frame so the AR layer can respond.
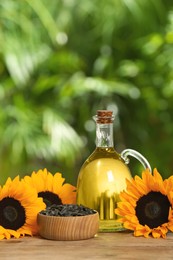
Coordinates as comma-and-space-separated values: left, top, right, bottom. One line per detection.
1, 231, 173, 259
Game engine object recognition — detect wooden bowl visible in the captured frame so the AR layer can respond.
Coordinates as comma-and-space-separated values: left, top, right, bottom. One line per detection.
37, 211, 99, 241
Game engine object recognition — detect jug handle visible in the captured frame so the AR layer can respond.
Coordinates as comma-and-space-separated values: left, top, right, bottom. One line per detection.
120, 149, 152, 173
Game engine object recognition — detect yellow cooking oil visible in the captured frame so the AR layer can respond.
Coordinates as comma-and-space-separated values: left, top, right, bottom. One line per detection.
77, 147, 132, 232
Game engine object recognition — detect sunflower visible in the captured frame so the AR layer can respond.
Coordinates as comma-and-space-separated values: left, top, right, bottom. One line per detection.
23, 168, 76, 208
115, 168, 173, 238
0, 176, 45, 240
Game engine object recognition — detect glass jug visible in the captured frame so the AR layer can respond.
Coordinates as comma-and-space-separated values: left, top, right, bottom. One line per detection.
76, 110, 151, 232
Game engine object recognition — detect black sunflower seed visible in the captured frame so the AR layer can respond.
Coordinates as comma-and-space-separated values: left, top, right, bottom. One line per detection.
39, 204, 96, 217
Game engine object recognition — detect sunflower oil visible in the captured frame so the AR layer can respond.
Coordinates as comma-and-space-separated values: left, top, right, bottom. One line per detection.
77, 111, 132, 232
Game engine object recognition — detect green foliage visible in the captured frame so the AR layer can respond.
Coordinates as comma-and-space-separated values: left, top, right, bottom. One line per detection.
0, 0, 173, 184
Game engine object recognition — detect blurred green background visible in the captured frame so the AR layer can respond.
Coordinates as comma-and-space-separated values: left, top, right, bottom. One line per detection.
0, 0, 173, 185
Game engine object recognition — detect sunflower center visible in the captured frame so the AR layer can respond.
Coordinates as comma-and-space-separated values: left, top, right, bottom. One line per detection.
135, 191, 171, 228
38, 191, 62, 208
144, 201, 160, 219
0, 197, 26, 230
3, 206, 18, 222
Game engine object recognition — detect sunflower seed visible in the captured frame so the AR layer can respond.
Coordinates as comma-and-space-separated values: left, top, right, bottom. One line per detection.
39, 204, 96, 217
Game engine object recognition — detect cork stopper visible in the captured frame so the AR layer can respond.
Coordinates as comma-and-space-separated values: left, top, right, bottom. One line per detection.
95, 110, 114, 123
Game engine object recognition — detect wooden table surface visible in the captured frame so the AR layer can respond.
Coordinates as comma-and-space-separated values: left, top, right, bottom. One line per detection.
1, 231, 173, 260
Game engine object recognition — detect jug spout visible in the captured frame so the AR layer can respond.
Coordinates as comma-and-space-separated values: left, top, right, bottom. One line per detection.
120, 149, 152, 173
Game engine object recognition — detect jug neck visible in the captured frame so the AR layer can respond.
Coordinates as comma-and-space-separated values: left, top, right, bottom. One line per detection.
93, 110, 114, 148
